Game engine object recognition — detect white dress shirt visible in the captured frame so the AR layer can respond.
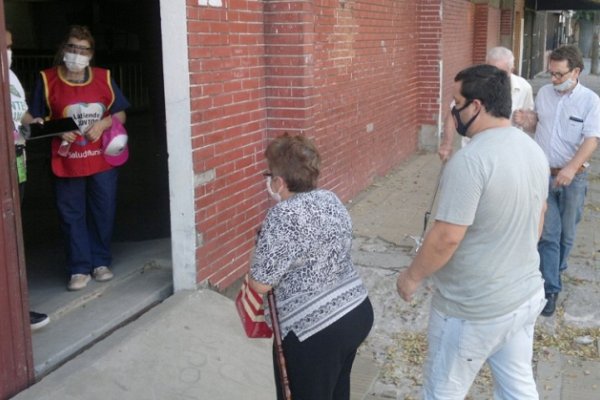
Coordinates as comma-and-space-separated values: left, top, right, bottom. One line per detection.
534, 82, 600, 167
510, 73, 534, 113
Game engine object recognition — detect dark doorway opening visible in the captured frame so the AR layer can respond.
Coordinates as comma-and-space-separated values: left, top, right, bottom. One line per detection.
5, 0, 172, 376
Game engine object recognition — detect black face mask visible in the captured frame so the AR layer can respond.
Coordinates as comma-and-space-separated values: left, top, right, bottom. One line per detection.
451, 100, 480, 137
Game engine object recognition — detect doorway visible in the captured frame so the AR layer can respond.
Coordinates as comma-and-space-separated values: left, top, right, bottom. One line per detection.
5, 0, 175, 377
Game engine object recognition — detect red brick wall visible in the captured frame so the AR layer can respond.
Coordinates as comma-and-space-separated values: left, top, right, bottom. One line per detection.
263, 0, 316, 137
187, 0, 506, 290
311, 0, 420, 200
473, 3, 501, 64
441, 0, 475, 117
487, 6, 501, 51
188, 0, 425, 289
188, 1, 269, 287
501, 9, 513, 37
473, 4, 489, 64
417, 0, 442, 127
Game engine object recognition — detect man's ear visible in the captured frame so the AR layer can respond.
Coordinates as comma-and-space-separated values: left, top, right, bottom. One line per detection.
472, 99, 484, 113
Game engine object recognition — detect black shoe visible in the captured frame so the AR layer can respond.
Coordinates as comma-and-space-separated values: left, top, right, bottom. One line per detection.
541, 293, 558, 317
30, 311, 50, 331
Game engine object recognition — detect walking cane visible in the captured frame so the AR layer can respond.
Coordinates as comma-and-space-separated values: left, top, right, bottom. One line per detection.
411, 163, 444, 254
267, 291, 292, 400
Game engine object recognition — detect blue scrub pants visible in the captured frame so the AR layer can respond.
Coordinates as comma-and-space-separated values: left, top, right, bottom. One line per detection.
55, 168, 118, 275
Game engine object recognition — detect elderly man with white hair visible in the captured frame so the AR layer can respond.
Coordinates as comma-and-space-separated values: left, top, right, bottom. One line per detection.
439, 46, 534, 161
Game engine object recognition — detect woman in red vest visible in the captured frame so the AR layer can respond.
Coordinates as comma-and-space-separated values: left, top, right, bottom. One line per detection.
31, 25, 130, 291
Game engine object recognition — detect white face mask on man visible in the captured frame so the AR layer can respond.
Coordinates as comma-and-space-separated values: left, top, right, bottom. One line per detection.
553, 78, 575, 93
63, 52, 90, 72
7, 49, 12, 69
266, 176, 282, 202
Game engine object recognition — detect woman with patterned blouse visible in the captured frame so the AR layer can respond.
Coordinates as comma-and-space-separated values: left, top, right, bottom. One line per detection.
250, 134, 373, 400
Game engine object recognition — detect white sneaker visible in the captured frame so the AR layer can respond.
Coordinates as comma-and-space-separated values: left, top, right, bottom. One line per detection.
93, 266, 114, 282
30, 311, 50, 331
68, 274, 91, 291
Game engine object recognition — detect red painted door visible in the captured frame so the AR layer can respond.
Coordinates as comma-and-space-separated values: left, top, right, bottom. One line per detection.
0, 2, 35, 398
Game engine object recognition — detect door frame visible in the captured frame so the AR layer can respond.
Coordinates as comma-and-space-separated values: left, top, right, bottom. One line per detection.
160, 0, 197, 291
0, 0, 35, 397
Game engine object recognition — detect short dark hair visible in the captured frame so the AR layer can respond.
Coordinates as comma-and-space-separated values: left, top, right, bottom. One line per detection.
549, 45, 584, 72
454, 64, 511, 119
265, 133, 321, 193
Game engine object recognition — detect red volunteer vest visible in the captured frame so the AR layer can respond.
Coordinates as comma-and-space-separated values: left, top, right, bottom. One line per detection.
41, 66, 116, 177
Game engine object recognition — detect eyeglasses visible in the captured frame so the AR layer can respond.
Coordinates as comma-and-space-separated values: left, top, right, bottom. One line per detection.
64, 43, 92, 53
547, 69, 572, 79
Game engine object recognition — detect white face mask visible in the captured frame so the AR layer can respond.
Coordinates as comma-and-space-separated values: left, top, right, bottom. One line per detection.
63, 52, 90, 72
7, 49, 12, 69
266, 176, 282, 202
553, 78, 575, 93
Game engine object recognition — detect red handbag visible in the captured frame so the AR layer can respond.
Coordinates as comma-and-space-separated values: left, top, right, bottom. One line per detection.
235, 276, 273, 338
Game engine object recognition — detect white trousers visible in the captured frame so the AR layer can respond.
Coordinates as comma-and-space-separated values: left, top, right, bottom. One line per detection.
423, 288, 546, 400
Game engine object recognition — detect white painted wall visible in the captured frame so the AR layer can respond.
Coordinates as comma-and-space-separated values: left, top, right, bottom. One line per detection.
160, 0, 197, 291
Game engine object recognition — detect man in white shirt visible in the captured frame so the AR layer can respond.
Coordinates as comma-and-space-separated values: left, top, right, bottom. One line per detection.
438, 46, 534, 161
514, 45, 600, 317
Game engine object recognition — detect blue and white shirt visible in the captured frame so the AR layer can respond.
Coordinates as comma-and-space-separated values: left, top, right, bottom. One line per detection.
250, 189, 368, 341
534, 82, 600, 168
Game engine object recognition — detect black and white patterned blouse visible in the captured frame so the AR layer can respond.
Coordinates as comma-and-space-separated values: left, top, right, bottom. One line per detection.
250, 189, 368, 341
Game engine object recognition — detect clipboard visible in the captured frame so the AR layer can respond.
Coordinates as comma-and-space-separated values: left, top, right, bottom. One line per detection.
27, 118, 80, 140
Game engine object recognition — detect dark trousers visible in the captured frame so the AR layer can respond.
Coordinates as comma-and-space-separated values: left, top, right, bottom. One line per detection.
274, 297, 374, 400
55, 168, 118, 275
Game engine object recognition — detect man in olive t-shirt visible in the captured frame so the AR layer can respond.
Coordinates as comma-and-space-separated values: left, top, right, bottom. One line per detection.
397, 65, 549, 399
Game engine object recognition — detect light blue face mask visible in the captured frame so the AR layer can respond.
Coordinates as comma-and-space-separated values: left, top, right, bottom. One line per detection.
553, 78, 575, 92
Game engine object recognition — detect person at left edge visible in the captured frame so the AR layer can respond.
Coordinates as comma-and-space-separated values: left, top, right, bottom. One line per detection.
30, 25, 130, 291
5, 28, 49, 330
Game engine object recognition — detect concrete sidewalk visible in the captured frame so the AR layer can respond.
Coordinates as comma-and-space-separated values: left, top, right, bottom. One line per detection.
14, 290, 277, 400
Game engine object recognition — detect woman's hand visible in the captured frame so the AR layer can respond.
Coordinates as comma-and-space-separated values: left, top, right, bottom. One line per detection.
85, 116, 112, 143
21, 112, 45, 126
249, 277, 272, 295
60, 131, 79, 143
